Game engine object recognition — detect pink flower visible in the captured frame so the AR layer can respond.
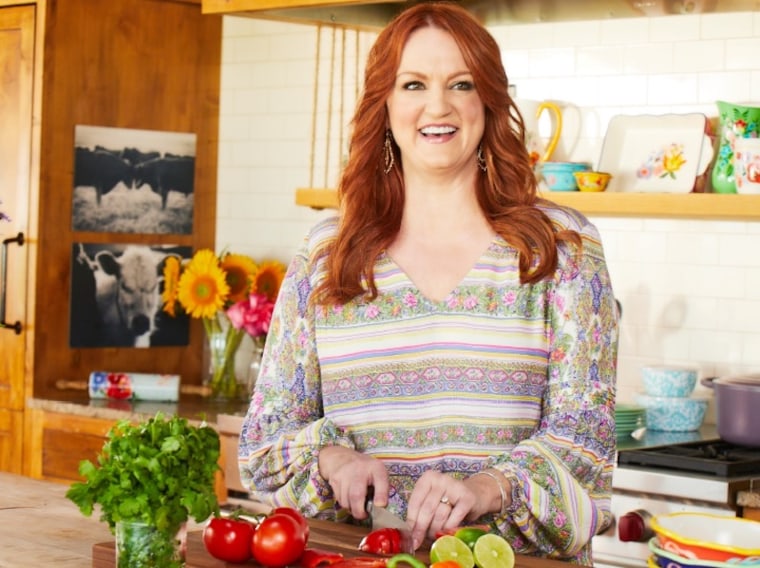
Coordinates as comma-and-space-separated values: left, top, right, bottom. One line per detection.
226, 292, 275, 338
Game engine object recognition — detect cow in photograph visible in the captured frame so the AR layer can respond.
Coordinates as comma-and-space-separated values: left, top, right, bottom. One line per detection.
74, 146, 133, 205
121, 147, 160, 168
133, 155, 195, 209
69, 244, 102, 347
93, 246, 170, 347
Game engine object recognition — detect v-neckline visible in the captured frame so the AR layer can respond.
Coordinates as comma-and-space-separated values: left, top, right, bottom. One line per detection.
382, 237, 498, 304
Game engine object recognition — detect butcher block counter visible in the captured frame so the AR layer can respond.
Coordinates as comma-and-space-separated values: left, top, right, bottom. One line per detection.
3, 471, 577, 568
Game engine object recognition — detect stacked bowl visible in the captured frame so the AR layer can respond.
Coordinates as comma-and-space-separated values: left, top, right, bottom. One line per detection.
647, 512, 760, 568
635, 365, 708, 432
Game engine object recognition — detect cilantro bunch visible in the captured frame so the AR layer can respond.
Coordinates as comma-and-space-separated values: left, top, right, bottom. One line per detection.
66, 412, 221, 537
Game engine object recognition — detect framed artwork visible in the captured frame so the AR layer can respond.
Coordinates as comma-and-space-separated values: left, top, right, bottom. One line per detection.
70, 242, 192, 348
71, 125, 197, 234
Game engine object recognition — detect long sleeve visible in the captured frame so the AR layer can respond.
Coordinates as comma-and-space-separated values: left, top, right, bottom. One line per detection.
238, 232, 355, 520
488, 212, 618, 561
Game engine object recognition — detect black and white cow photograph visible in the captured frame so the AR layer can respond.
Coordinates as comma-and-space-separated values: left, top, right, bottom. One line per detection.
70, 242, 191, 348
71, 125, 196, 235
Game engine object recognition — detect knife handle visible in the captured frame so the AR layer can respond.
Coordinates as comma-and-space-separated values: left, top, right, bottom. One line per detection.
365, 485, 376, 514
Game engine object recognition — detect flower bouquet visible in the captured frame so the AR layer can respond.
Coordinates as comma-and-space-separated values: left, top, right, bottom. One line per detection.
161, 249, 286, 400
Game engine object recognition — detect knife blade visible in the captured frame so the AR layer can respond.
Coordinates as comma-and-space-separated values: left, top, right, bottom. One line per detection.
365, 487, 415, 553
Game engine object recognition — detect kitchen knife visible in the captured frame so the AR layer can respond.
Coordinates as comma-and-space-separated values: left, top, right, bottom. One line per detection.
365, 487, 415, 553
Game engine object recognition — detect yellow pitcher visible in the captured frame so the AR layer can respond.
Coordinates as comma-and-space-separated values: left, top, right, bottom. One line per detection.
515, 99, 563, 167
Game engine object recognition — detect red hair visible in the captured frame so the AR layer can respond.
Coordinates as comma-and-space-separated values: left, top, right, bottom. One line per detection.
316, 1, 579, 304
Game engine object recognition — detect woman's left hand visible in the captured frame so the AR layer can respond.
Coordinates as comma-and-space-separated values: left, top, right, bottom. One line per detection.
405, 471, 477, 549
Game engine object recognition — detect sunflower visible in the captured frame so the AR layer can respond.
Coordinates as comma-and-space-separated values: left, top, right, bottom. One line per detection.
161, 255, 182, 317
176, 249, 230, 319
220, 253, 257, 304
252, 260, 287, 302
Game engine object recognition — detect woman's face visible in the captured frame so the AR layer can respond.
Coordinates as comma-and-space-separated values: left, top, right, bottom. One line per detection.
386, 26, 485, 176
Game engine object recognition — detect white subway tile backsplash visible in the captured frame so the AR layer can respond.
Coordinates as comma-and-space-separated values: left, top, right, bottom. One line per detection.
217, 11, 760, 404
600, 17, 649, 45
700, 12, 754, 39
673, 40, 725, 73
624, 43, 674, 75
698, 71, 752, 104
649, 15, 700, 43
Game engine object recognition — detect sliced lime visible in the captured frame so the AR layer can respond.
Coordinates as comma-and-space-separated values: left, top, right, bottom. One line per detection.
430, 535, 475, 568
472, 533, 515, 568
454, 527, 488, 551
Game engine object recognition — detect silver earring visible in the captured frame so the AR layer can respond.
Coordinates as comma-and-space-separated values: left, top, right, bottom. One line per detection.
477, 145, 487, 172
384, 130, 395, 174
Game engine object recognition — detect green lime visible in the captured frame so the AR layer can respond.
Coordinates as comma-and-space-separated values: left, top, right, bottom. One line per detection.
454, 527, 488, 550
430, 535, 475, 568
472, 534, 515, 568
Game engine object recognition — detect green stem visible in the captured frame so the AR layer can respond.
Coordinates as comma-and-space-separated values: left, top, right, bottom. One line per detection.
205, 314, 246, 399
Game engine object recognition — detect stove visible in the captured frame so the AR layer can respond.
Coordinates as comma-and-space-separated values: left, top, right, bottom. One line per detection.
617, 439, 760, 477
592, 438, 760, 568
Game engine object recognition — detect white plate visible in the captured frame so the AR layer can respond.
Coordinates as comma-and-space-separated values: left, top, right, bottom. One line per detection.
598, 113, 713, 193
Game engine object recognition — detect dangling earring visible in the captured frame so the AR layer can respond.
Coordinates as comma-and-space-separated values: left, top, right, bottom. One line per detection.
384, 130, 395, 174
477, 145, 488, 172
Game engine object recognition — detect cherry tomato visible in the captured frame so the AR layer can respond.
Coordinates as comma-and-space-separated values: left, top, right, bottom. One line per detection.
273, 506, 310, 541
358, 528, 402, 555
252, 512, 307, 567
202, 516, 255, 563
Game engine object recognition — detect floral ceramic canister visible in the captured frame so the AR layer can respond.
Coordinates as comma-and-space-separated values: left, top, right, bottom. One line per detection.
711, 100, 760, 194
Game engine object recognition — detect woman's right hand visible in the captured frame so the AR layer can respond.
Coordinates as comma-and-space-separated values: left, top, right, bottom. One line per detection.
318, 446, 391, 520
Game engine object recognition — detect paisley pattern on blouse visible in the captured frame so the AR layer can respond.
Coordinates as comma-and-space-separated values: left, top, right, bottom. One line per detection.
239, 203, 618, 564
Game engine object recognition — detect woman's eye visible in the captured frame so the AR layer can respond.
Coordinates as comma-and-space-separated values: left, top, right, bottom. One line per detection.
402, 81, 424, 91
451, 80, 475, 91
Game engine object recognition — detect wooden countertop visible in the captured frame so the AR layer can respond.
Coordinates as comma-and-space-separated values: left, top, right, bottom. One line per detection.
2, 471, 576, 567
27, 395, 249, 424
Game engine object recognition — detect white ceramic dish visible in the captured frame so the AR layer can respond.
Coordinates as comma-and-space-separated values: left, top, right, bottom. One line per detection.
650, 512, 760, 562
598, 113, 713, 193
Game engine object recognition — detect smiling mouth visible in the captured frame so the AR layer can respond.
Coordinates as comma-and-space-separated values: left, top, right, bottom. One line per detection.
420, 125, 457, 137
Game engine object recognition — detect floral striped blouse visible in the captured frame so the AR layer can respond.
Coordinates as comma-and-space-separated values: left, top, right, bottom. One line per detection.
238, 203, 618, 564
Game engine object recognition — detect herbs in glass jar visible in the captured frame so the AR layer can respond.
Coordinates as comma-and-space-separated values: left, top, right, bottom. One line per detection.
66, 412, 221, 567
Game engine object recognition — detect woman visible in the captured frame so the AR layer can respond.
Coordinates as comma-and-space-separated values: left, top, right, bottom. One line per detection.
239, 2, 618, 563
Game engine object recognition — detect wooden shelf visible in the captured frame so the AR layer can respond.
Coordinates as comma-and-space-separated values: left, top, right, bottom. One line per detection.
295, 187, 760, 220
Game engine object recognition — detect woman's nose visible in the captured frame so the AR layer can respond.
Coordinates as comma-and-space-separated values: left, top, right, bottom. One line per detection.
425, 87, 452, 115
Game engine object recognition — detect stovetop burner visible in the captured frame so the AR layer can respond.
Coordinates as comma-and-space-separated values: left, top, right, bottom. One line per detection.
618, 439, 760, 477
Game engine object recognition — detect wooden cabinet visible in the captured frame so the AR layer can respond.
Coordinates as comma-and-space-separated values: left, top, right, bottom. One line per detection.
25, 405, 227, 503
0, 0, 223, 475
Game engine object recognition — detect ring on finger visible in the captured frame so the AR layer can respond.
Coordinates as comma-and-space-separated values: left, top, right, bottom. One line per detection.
440, 495, 452, 506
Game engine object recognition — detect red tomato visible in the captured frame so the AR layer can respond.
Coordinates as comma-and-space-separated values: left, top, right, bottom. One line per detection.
202, 516, 255, 563
252, 512, 307, 567
273, 506, 310, 541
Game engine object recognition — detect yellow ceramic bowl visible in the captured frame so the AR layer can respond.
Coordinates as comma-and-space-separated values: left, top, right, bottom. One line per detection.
573, 170, 612, 192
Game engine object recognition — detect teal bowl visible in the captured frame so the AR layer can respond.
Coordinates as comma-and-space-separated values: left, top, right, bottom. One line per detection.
539, 162, 590, 191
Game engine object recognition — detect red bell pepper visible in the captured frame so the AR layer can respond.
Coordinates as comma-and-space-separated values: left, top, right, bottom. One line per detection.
358, 528, 403, 555
329, 558, 387, 568
300, 548, 345, 568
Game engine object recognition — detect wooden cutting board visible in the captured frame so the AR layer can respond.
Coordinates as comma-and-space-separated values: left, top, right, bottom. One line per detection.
92, 518, 574, 567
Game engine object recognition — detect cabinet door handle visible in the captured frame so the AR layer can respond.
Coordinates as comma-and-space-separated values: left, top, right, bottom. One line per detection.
1, 232, 24, 334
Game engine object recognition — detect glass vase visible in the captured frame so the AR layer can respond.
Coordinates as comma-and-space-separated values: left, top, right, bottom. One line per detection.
115, 521, 185, 568
203, 315, 259, 401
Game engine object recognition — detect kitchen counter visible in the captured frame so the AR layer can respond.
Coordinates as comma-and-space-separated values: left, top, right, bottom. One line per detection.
3, 472, 578, 567
27, 395, 250, 424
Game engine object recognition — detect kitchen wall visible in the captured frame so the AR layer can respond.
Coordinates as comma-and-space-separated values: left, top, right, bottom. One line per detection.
216, 11, 760, 420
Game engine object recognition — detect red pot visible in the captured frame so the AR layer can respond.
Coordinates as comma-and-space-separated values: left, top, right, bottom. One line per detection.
701, 375, 760, 447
